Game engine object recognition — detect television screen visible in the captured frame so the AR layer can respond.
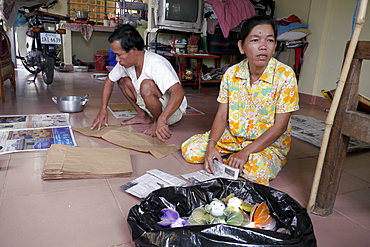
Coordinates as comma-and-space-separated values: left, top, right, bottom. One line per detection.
154, 0, 203, 32
165, 0, 199, 23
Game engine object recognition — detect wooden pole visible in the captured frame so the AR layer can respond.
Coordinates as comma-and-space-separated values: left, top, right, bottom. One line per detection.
307, 0, 368, 212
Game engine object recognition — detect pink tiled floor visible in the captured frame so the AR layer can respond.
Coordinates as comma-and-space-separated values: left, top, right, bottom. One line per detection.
0, 68, 369, 246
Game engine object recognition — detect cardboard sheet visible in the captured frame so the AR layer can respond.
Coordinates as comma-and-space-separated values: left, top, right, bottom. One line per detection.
42, 144, 133, 180
107, 103, 204, 118
73, 125, 180, 159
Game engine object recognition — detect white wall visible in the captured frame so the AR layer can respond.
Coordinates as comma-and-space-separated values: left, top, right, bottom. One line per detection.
275, 0, 370, 97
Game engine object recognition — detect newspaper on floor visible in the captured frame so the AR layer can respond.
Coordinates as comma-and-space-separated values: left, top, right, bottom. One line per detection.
107, 103, 137, 119
0, 114, 76, 154
181, 160, 239, 184
120, 169, 187, 199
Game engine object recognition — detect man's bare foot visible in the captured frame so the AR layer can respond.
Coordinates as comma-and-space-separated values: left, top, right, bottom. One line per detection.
121, 115, 152, 126
143, 123, 157, 137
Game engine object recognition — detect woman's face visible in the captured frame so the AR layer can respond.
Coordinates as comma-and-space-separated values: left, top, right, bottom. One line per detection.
238, 24, 277, 70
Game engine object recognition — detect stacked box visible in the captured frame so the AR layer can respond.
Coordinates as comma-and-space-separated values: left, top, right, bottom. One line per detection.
118, 1, 147, 10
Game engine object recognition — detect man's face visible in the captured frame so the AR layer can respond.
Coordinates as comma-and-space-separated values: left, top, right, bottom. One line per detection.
110, 40, 137, 68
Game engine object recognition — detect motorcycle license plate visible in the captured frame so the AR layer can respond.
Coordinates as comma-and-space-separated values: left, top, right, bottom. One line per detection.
40, 32, 62, 45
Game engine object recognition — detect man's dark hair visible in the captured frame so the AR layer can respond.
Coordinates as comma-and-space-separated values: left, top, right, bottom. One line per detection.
239, 15, 278, 43
108, 24, 144, 52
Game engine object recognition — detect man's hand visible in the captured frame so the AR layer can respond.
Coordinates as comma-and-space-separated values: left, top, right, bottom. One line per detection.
155, 117, 172, 142
91, 110, 109, 130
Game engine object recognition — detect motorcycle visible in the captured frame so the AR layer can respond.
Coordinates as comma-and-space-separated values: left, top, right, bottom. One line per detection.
17, 6, 66, 84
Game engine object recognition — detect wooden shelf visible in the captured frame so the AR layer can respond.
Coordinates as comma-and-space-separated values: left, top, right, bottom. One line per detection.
92, 25, 116, 32
200, 79, 221, 84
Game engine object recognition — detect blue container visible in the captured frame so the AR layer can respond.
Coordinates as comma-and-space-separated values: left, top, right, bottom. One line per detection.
108, 48, 117, 66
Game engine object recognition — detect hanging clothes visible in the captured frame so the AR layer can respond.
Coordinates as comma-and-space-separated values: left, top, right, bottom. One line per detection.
205, 0, 256, 38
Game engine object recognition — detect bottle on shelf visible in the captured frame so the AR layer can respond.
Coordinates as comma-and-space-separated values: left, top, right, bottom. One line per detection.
109, 12, 118, 28
103, 14, 109, 27
116, 13, 120, 26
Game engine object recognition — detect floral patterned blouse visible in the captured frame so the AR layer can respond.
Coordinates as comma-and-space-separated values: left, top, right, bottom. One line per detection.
217, 57, 299, 151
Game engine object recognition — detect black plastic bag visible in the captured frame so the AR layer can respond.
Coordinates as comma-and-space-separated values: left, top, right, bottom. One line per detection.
127, 178, 316, 247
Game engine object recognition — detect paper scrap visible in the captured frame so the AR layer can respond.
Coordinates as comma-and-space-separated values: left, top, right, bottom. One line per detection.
181, 160, 239, 183
120, 169, 187, 198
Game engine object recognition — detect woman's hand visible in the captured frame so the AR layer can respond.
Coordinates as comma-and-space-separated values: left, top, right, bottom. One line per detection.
204, 144, 222, 174
228, 150, 250, 172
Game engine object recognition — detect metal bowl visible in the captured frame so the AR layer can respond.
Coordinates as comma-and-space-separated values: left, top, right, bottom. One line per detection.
52, 95, 89, 113
74, 10, 89, 20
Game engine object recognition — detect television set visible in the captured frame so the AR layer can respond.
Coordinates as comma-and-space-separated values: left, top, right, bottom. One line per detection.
153, 0, 204, 32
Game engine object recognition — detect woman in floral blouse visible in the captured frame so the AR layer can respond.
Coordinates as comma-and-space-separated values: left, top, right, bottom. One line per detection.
181, 15, 299, 185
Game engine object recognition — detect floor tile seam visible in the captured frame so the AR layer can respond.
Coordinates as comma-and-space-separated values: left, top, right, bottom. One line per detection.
8, 153, 47, 160
270, 177, 311, 207
333, 207, 370, 231
1, 182, 112, 200
0, 159, 10, 200
171, 153, 194, 172
286, 153, 315, 160
336, 180, 370, 196
0, 154, 11, 161
340, 170, 370, 185
106, 179, 127, 220
107, 240, 137, 247
286, 156, 318, 162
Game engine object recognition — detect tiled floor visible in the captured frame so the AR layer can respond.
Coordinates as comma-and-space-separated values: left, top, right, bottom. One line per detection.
0, 68, 369, 247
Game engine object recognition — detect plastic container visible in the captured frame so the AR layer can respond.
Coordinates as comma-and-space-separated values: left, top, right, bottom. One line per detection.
109, 18, 117, 27
74, 66, 88, 72
103, 15, 109, 27
107, 48, 117, 66
94, 54, 108, 71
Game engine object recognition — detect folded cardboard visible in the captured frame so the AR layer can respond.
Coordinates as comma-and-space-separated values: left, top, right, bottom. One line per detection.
73, 125, 180, 159
42, 144, 132, 180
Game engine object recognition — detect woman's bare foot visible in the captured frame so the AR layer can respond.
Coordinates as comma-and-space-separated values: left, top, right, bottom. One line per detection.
121, 115, 152, 126
143, 123, 157, 137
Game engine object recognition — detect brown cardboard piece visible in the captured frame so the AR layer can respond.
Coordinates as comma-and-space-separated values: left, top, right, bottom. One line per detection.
108, 103, 134, 111
73, 125, 181, 159
42, 144, 133, 180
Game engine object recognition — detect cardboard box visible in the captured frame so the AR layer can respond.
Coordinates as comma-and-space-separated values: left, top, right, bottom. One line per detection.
207, 32, 240, 54
97, 50, 108, 56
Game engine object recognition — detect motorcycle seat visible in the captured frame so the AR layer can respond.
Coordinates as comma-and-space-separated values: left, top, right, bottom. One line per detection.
34, 15, 60, 23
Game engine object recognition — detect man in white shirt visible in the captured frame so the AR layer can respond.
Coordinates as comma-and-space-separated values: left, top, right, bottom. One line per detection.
91, 24, 187, 142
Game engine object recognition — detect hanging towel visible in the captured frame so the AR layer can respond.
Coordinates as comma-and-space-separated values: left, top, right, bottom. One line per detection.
205, 0, 256, 38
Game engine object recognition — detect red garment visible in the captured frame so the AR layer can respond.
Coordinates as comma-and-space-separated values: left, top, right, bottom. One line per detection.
276, 14, 302, 26
206, 0, 256, 38
283, 14, 301, 23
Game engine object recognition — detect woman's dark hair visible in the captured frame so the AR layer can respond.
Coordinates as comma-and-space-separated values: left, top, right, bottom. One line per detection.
239, 15, 278, 43
108, 24, 144, 52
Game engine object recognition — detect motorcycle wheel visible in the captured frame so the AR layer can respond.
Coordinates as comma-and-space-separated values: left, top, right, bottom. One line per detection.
42, 55, 54, 85
21, 58, 38, 74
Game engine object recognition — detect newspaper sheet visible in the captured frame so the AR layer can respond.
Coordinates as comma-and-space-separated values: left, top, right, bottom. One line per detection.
120, 169, 187, 198
181, 160, 239, 183
0, 114, 76, 154
107, 103, 137, 119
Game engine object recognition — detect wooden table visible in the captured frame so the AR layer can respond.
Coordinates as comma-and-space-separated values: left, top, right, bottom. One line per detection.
162, 52, 220, 94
